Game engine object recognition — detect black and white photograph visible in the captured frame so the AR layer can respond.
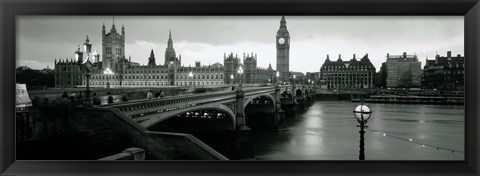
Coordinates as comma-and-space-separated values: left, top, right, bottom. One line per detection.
15, 16, 464, 160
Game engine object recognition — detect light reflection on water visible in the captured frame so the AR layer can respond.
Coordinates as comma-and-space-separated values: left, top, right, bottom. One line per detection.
252, 101, 464, 160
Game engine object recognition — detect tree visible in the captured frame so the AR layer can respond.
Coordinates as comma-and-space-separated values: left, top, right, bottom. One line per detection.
16, 67, 55, 90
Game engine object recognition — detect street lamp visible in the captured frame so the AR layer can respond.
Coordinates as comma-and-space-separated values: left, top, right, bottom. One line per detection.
353, 104, 372, 160
76, 43, 96, 106
103, 68, 114, 89
230, 74, 234, 85
189, 71, 193, 86
238, 65, 243, 89
276, 71, 279, 84
293, 75, 296, 85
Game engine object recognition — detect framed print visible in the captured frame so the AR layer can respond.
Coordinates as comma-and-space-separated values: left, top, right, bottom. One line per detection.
1, 0, 479, 176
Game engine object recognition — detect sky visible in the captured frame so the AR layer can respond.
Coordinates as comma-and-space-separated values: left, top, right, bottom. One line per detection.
17, 16, 464, 73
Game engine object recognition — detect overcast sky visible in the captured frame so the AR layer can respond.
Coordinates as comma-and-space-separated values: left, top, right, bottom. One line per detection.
17, 16, 463, 73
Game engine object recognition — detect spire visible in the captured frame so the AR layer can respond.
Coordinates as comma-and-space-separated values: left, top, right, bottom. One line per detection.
85, 35, 90, 43
337, 54, 342, 62
148, 49, 156, 66
277, 16, 289, 35
280, 16, 286, 27
326, 54, 330, 62
111, 16, 117, 33
167, 29, 173, 48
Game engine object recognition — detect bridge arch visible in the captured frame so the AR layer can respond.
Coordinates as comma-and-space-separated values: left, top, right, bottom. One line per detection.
243, 94, 276, 109
296, 88, 303, 97
142, 104, 236, 130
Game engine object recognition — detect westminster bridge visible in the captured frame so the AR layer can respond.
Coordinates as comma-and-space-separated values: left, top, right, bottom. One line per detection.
16, 84, 316, 160
96, 85, 316, 159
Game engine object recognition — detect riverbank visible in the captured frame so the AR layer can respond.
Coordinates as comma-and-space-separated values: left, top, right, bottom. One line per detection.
351, 95, 464, 105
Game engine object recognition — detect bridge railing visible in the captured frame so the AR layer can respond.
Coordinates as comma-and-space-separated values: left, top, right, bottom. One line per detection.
145, 131, 228, 160
99, 86, 277, 115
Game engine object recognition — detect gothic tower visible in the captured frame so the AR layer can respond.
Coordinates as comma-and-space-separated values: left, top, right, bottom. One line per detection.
224, 52, 241, 84
276, 16, 290, 83
165, 30, 177, 66
102, 19, 125, 72
243, 52, 257, 84
148, 49, 156, 66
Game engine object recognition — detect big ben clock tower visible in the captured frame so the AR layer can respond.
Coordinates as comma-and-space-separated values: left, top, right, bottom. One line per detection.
276, 16, 290, 83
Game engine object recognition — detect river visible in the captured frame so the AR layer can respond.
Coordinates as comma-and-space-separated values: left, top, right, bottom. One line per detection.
251, 101, 464, 160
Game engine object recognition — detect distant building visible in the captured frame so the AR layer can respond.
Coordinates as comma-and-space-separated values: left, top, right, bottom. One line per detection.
255, 63, 275, 84
276, 16, 290, 82
423, 51, 464, 90
223, 52, 276, 85
383, 52, 422, 88
305, 72, 319, 84
374, 70, 382, 88
223, 53, 241, 85
55, 22, 278, 88
243, 53, 257, 84
319, 54, 376, 89
289, 71, 305, 84
55, 22, 223, 88
379, 63, 387, 88
54, 58, 85, 88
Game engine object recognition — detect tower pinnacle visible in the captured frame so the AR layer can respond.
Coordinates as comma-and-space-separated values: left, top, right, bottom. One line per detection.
280, 16, 286, 27
167, 29, 173, 48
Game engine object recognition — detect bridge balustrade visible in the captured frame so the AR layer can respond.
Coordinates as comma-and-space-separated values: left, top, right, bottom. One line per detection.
99, 87, 279, 116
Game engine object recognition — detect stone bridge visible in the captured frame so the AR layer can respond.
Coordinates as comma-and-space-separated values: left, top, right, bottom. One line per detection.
96, 84, 315, 159
98, 85, 315, 130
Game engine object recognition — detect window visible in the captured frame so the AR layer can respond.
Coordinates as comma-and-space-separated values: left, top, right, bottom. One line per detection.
106, 47, 112, 54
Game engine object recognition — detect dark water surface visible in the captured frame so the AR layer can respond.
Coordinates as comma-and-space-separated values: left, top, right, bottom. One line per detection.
252, 101, 464, 160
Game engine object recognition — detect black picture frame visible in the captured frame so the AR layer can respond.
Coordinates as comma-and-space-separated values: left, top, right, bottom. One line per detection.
1, 0, 479, 175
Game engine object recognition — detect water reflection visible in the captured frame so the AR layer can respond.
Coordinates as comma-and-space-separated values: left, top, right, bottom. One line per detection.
252, 101, 464, 160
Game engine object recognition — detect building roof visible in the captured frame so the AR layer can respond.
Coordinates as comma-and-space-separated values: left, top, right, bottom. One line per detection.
321, 54, 374, 69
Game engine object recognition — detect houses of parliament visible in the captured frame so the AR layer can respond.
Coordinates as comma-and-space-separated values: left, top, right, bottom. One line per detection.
54, 18, 286, 88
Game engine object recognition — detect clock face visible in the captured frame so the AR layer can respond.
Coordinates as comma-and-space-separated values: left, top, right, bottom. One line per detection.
278, 37, 285, 44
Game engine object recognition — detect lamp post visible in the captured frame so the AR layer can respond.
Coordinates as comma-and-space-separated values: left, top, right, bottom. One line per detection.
276, 71, 280, 84
353, 104, 372, 160
189, 71, 193, 87
230, 74, 234, 85
293, 75, 296, 85
103, 68, 114, 89
238, 65, 243, 89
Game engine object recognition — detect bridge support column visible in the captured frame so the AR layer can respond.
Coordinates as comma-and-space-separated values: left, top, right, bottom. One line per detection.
292, 85, 297, 104
233, 89, 254, 159
274, 85, 287, 131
